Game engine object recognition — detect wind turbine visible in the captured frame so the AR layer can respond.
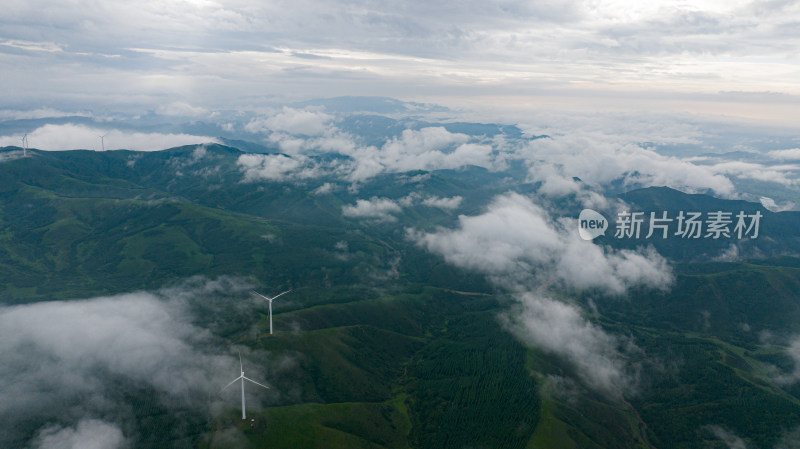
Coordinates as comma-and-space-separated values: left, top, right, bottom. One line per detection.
98, 134, 106, 151
252, 290, 291, 335
21, 133, 28, 157
221, 352, 270, 420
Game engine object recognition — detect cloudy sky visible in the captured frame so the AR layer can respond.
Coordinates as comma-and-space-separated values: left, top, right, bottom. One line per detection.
1, 0, 799, 123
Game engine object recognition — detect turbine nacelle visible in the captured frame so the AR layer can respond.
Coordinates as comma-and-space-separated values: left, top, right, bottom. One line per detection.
251, 289, 292, 335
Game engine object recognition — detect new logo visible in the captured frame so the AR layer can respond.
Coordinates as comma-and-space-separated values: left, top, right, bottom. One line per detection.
578, 209, 608, 240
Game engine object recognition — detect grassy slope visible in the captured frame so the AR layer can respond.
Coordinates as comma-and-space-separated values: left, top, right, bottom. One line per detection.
206, 399, 412, 449
221, 288, 542, 449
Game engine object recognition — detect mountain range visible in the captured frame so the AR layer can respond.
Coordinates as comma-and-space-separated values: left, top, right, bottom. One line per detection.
1, 139, 800, 449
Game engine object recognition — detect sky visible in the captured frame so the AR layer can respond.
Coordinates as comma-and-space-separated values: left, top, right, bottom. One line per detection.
1, 0, 799, 124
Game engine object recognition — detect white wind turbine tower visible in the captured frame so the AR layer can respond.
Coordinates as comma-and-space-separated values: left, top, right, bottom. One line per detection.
222, 352, 270, 420
252, 290, 291, 335
99, 134, 106, 151
21, 133, 28, 157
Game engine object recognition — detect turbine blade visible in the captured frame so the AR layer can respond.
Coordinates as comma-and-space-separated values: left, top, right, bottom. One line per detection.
221, 376, 242, 392
239, 352, 243, 373
251, 291, 270, 301
252, 290, 291, 301
270, 290, 291, 301
242, 376, 271, 390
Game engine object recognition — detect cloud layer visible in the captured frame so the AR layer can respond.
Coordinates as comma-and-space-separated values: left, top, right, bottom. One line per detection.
32, 419, 127, 449
0, 278, 261, 448
519, 134, 736, 197
342, 197, 404, 222
238, 153, 320, 182
0, 124, 218, 151
342, 193, 465, 222
244, 119, 501, 183
506, 292, 635, 396
224, 106, 800, 202
412, 192, 672, 293
2, 0, 799, 121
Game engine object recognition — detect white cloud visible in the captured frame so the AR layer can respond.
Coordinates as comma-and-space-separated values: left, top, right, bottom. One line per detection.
340, 193, 462, 220
328, 127, 498, 182
515, 111, 706, 148
0, 124, 218, 151
516, 134, 736, 197
505, 292, 634, 396
312, 182, 336, 195
411, 192, 672, 294
421, 195, 462, 210
32, 419, 127, 449
266, 133, 308, 154
705, 425, 748, 449
759, 196, 796, 212
0, 278, 261, 447
397, 192, 421, 207
247, 125, 501, 183
383, 127, 469, 155
307, 132, 359, 154
713, 244, 740, 262
245, 107, 333, 136
342, 197, 402, 222
0, 39, 63, 53
768, 148, 800, 160
711, 161, 800, 186
0, 294, 221, 408
774, 336, 800, 386
378, 128, 495, 173
237, 153, 320, 182
346, 153, 386, 182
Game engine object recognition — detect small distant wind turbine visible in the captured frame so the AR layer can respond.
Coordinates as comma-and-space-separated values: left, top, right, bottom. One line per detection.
21, 133, 28, 157
222, 352, 270, 420
252, 290, 291, 335
99, 134, 106, 151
